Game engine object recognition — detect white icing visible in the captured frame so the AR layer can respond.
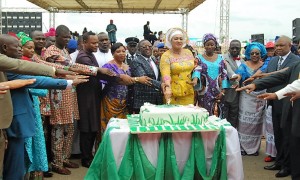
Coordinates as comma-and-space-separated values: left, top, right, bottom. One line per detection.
140, 103, 209, 126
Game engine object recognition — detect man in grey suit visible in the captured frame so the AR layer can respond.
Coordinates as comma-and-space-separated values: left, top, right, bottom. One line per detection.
258, 36, 299, 177
130, 40, 163, 113
223, 40, 244, 128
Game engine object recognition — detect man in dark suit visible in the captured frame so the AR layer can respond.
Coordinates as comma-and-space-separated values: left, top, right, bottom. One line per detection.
130, 40, 163, 113
223, 40, 244, 128
76, 31, 133, 167
124, 37, 140, 114
237, 61, 300, 179
261, 36, 300, 177
238, 35, 300, 178
76, 31, 104, 168
143, 21, 153, 41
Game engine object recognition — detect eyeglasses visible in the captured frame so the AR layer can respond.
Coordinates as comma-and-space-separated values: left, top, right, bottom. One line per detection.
140, 45, 153, 49
250, 52, 260, 56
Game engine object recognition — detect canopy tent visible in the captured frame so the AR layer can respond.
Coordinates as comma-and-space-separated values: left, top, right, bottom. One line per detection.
26, 0, 205, 14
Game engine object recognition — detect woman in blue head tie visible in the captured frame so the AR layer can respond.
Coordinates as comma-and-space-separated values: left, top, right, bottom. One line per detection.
235, 42, 267, 156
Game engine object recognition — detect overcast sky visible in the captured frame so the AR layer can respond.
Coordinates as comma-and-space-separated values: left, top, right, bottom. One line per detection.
2, 0, 300, 42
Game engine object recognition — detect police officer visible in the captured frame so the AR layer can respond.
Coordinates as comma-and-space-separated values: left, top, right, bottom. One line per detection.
125, 37, 139, 66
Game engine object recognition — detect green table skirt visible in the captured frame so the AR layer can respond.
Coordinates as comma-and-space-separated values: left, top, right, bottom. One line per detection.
85, 127, 227, 180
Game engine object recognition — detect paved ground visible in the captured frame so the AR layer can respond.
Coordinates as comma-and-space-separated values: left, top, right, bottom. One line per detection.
49, 139, 290, 180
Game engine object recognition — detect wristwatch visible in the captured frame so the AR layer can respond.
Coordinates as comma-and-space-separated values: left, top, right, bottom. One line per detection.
134, 77, 139, 82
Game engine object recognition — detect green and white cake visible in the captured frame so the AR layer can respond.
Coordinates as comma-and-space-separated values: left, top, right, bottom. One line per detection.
139, 103, 209, 126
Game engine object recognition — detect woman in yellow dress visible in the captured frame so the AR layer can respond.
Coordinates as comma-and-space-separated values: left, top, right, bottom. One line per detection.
160, 28, 195, 105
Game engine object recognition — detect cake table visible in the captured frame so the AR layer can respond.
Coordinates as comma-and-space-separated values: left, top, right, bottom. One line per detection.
85, 117, 244, 180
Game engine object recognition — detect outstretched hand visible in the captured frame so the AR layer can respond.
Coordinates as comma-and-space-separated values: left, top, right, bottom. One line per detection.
1, 79, 36, 90
119, 74, 135, 85
65, 75, 89, 80
47, 55, 70, 65
72, 78, 89, 86
243, 77, 254, 85
257, 93, 278, 100
55, 69, 77, 77
139, 76, 152, 86
230, 74, 241, 82
46, 55, 60, 63
69, 67, 91, 74
0, 85, 9, 94
243, 73, 266, 85
98, 68, 116, 76
236, 84, 256, 93
284, 91, 300, 101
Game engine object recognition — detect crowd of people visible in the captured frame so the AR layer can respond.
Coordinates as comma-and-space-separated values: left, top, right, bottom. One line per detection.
0, 21, 300, 180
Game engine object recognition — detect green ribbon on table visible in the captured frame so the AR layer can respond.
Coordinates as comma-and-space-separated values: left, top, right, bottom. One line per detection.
85, 127, 119, 180
164, 133, 195, 179
194, 126, 227, 180
119, 134, 165, 180
85, 126, 227, 180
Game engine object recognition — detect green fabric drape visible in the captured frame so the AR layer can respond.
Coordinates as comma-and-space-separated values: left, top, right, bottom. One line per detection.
85, 126, 227, 180
194, 126, 227, 180
85, 127, 119, 180
119, 134, 166, 180
164, 133, 195, 180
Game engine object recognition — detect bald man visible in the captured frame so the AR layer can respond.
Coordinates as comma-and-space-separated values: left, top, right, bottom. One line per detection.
261, 36, 300, 178
0, 34, 70, 179
0, 34, 61, 129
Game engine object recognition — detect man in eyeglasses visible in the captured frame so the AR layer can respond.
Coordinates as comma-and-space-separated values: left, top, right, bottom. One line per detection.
222, 40, 244, 128
130, 40, 163, 113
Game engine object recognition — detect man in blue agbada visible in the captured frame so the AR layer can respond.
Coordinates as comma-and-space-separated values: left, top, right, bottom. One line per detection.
106, 19, 117, 46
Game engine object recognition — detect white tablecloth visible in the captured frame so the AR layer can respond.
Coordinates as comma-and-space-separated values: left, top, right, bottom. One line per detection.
108, 119, 244, 180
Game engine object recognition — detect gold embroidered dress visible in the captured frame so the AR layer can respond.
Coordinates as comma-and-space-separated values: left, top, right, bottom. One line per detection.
160, 49, 195, 105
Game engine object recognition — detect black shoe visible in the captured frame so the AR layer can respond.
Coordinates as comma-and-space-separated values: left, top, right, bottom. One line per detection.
275, 168, 290, 177
81, 160, 91, 168
241, 151, 247, 156
264, 163, 281, 170
43, 171, 53, 178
